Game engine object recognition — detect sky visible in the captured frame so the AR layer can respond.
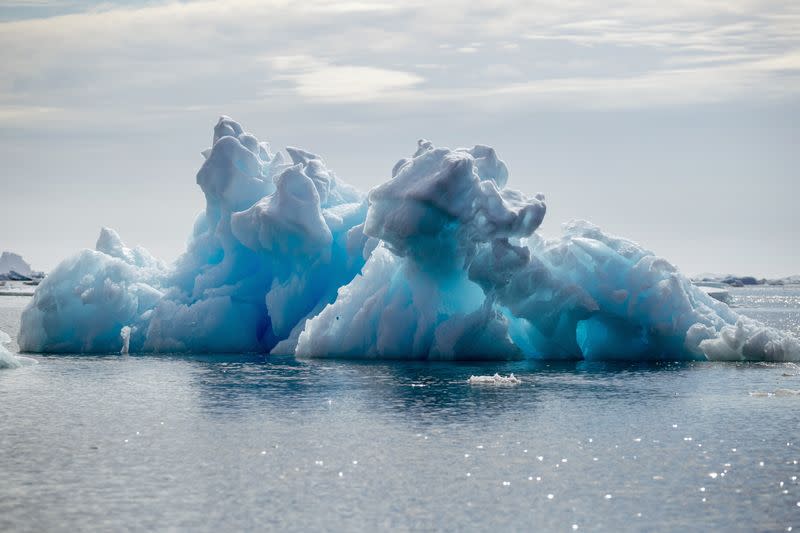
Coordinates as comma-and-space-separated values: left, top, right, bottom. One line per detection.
0, 0, 798, 277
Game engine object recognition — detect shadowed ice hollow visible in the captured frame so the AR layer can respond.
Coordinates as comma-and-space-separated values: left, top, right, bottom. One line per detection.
18, 117, 800, 362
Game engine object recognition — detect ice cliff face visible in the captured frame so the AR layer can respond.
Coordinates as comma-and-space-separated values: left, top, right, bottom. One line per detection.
18, 117, 800, 362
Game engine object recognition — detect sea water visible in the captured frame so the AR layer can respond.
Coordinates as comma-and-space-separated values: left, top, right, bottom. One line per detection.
1, 287, 799, 532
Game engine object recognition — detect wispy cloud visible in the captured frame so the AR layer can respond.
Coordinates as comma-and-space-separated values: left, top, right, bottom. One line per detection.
271, 56, 424, 101
1, 1, 76, 5
0, 0, 798, 126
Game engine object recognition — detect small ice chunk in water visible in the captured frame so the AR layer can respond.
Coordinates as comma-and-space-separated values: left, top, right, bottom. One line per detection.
468, 373, 521, 385
120, 326, 131, 355
0, 330, 35, 370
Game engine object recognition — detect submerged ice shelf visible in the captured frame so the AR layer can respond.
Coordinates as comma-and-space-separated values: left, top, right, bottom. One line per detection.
19, 117, 800, 362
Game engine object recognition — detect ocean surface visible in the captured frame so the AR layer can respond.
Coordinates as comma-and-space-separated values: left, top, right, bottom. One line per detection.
1, 286, 799, 532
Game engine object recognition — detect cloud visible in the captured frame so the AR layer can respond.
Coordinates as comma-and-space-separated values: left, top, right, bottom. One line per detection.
0, 0, 798, 127
486, 62, 800, 108
1, 0, 77, 5
271, 56, 424, 101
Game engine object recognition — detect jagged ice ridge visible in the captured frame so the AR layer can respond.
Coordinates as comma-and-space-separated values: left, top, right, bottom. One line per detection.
19, 117, 800, 362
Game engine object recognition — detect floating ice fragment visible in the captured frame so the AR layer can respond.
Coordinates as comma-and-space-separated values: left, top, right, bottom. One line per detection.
468, 373, 522, 385
0, 331, 35, 369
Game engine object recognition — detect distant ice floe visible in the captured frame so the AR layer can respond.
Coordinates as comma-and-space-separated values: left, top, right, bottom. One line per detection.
18, 116, 800, 362
0, 330, 35, 369
468, 374, 522, 386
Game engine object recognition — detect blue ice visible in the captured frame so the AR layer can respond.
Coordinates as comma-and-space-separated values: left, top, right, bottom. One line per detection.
19, 117, 800, 362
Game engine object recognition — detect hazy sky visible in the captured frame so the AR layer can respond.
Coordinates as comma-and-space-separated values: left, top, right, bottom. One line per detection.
0, 0, 798, 277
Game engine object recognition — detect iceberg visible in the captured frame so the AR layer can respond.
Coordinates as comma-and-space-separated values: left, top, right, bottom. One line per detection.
19, 117, 800, 362
0, 330, 35, 369
0, 251, 33, 277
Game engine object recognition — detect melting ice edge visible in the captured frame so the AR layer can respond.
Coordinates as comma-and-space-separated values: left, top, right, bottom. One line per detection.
17, 117, 800, 362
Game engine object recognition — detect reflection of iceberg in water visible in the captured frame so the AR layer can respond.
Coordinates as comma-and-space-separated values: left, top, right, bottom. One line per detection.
19, 117, 800, 362
183, 356, 545, 425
